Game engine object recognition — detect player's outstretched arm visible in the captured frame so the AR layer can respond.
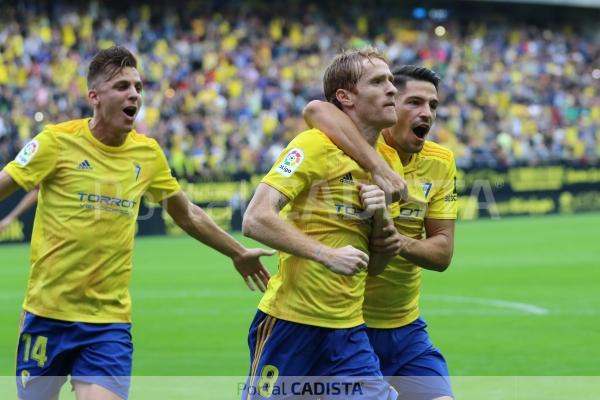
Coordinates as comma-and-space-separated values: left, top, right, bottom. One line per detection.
372, 218, 455, 272
0, 170, 21, 202
0, 185, 39, 232
243, 183, 369, 276
164, 190, 274, 292
303, 100, 407, 202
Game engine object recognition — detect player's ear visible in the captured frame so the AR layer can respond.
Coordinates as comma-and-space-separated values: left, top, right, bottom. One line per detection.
88, 89, 99, 106
335, 89, 353, 107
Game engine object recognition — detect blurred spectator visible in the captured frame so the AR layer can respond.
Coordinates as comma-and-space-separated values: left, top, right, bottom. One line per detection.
0, 0, 598, 178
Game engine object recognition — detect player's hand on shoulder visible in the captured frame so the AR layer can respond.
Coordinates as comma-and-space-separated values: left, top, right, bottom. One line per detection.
320, 245, 369, 276
358, 184, 387, 218
369, 220, 406, 256
371, 164, 408, 203
232, 248, 275, 292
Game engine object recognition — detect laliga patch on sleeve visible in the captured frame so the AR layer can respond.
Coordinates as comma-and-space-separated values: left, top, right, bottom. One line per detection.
276, 148, 304, 177
15, 140, 40, 167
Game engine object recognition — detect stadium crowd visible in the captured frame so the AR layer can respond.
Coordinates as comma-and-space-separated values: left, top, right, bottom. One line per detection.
0, 1, 599, 180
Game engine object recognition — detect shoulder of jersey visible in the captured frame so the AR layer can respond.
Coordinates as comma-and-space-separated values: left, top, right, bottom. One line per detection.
376, 135, 398, 158
128, 129, 160, 148
44, 119, 86, 136
295, 128, 334, 147
421, 141, 454, 164
46, 120, 158, 147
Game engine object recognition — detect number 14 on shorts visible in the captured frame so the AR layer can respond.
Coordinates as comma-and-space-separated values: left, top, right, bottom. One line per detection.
20, 334, 48, 367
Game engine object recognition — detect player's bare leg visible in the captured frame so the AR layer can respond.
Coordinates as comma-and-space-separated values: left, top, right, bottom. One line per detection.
73, 381, 123, 400
19, 394, 59, 400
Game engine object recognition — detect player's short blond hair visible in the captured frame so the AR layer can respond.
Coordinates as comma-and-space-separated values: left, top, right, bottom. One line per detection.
323, 47, 389, 109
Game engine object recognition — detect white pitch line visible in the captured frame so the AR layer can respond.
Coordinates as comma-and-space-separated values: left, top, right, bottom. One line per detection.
0, 291, 555, 316
426, 295, 550, 315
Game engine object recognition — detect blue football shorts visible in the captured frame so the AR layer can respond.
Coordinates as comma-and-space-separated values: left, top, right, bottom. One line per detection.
367, 317, 453, 400
241, 310, 397, 400
15, 311, 133, 400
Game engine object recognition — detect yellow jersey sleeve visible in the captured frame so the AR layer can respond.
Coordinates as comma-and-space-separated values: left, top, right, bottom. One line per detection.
426, 151, 457, 220
261, 129, 326, 200
145, 143, 181, 202
4, 128, 59, 191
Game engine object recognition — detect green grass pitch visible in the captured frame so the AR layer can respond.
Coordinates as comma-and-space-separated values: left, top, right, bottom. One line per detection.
1, 213, 599, 397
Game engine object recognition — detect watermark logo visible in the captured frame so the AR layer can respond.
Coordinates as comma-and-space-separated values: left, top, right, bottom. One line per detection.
240, 379, 365, 398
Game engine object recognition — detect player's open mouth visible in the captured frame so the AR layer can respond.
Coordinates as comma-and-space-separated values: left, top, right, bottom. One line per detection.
123, 106, 137, 119
412, 124, 430, 139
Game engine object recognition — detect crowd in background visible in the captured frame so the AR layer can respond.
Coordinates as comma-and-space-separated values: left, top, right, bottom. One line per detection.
1, 0, 599, 180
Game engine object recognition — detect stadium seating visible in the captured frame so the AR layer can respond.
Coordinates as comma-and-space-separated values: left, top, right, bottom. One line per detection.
0, 0, 598, 179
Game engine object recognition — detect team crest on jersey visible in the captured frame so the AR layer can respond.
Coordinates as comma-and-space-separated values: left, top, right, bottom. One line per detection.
15, 140, 40, 166
276, 148, 304, 177
422, 182, 432, 198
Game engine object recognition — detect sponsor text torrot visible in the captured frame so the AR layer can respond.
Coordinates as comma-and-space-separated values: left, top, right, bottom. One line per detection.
78, 193, 137, 215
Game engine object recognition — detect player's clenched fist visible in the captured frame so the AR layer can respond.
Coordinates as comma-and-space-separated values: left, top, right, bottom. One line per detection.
358, 184, 387, 218
318, 245, 369, 276
369, 219, 405, 256
371, 164, 408, 203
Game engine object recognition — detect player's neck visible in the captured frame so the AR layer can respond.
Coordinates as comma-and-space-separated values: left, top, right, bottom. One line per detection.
89, 117, 128, 147
398, 152, 413, 166
383, 130, 412, 165
362, 128, 380, 147
348, 115, 380, 147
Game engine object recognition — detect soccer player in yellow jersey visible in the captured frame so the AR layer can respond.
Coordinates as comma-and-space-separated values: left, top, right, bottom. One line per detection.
240, 49, 401, 399
0, 46, 273, 400
304, 65, 456, 400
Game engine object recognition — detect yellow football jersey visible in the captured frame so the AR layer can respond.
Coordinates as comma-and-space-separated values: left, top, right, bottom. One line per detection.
258, 129, 402, 328
4, 118, 180, 323
363, 141, 457, 328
